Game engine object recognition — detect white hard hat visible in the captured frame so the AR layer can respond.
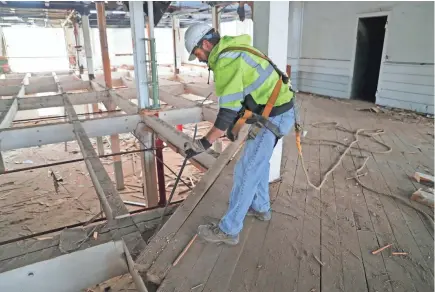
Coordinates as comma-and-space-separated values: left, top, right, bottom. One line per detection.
185, 23, 213, 61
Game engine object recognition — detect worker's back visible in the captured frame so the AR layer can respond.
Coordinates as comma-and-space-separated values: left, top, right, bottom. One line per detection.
208, 34, 293, 112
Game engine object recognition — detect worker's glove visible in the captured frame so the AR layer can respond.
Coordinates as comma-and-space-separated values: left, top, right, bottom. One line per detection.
184, 137, 212, 158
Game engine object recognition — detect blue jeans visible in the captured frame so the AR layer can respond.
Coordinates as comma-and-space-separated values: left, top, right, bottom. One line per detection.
219, 108, 295, 236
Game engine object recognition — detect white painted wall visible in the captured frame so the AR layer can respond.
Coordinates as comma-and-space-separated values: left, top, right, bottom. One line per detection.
3, 27, 69, 72
3, 19, 253, 75
288, 1, 434, 114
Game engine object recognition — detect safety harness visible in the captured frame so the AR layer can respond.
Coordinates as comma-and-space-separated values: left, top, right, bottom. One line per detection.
218, 46, 293, 142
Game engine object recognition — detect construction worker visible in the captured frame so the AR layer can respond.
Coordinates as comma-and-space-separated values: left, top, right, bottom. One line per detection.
183, 23, 295, 245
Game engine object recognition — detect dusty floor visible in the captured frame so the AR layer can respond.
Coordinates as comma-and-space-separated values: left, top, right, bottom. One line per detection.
137, 93, 434, 292
1, 87, 433, 291
0, 120, 229, 243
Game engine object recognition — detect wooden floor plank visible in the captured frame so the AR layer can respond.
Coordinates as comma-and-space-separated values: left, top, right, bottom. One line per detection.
199, 218, 254, 292
386, 127, 434, 218
376, 134, 434, 287
333, 122, 368, 292
226, 183, 281, 292
271, 139, 308, 291
136, 130, 248, 279
372, 134, 434, 289
342, 117, 399, 292
246, 95, 309, 292
386, 126, 434, 238
271, 98, 311, 292
245, 105, 306, 292
319, 121, 346, 292
138, 95, 434, 292
136, 128, 247, 281
295, 118, 322, 292
392, 127, 434, 176
392, 123, 434, 168
147, 162, 234, 284
347, 117, 420, 291
156, 234, 207, 292
350, 116, 432, 292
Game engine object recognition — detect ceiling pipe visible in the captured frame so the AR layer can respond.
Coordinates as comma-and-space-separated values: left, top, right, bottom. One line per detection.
61, 9, 75, 27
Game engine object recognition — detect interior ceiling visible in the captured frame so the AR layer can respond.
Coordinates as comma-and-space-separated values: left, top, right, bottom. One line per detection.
0, 1, 252, 28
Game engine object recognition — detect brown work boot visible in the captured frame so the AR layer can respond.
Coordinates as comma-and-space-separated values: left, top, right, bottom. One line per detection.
246, 208, 272, 221
197, 223, 239, 246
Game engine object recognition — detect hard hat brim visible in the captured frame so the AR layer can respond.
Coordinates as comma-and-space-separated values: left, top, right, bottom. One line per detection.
188, 53, 196, 61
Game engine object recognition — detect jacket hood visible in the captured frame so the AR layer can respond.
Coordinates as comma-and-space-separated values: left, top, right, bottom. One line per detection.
208, 34, 252, 69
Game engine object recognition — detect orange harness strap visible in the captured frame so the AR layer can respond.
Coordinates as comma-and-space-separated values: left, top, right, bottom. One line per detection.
220, 47, 284, 138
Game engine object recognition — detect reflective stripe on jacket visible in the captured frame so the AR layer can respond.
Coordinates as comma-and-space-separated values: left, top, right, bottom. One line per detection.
208, 34, 293, 111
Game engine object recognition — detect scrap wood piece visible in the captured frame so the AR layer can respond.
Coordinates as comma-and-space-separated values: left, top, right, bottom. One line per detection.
59, 227, 87, 253
392, 252, 408, 256
413, 172, 434, 184
191, 283, 204, 291
356, 107, 380, 113
123, 200, 147, 207
313, 254, 325, 266
371, 243, 392, 255
37, 236, 53, 241
411, 188, 434, 208
173, 234, 198, 267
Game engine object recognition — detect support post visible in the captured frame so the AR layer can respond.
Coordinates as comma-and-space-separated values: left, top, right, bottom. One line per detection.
63, 24, 76, 72
96, 3, 112, 89
130, 1, 159, 207
172, 16, 181, 75
96, 2, 124, 190
83, 12, 104, 155
81, 13, 95, 80
211, 6, 220, 32
0, 26, 4, 57
147, 1, 159, 108
73, 19, 84, 74
253, 1, 290, 182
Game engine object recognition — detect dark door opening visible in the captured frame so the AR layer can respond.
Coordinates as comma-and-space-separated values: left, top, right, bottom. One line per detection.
351, 16, 387, 102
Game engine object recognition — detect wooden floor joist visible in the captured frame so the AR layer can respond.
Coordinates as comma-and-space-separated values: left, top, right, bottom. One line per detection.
0, 80, 24, 129
16, 91, 110, 111
0, 113, 141, 151
0, 205, 178, 273
0, 78, 26, 172
0, 97, 18, 129
137, 115, 219, 171
0, 85, 21, 96
62, 94, 129, 220
110, 90, 218, 171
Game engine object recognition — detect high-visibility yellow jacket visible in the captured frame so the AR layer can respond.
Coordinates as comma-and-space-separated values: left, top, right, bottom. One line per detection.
208, 34, 294, 113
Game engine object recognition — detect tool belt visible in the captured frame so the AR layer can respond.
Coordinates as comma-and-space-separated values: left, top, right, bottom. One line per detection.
220, 46, 292, 142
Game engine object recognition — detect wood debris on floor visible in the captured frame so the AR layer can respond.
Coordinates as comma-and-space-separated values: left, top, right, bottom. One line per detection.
0, 122, 219, 243
136, 93, 434, 292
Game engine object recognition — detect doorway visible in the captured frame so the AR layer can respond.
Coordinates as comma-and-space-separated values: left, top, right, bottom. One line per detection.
351, 16, 387, 102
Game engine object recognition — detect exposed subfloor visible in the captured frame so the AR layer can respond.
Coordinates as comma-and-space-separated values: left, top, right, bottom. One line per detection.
0, 121, 224, 243
138, 93, 434, 292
